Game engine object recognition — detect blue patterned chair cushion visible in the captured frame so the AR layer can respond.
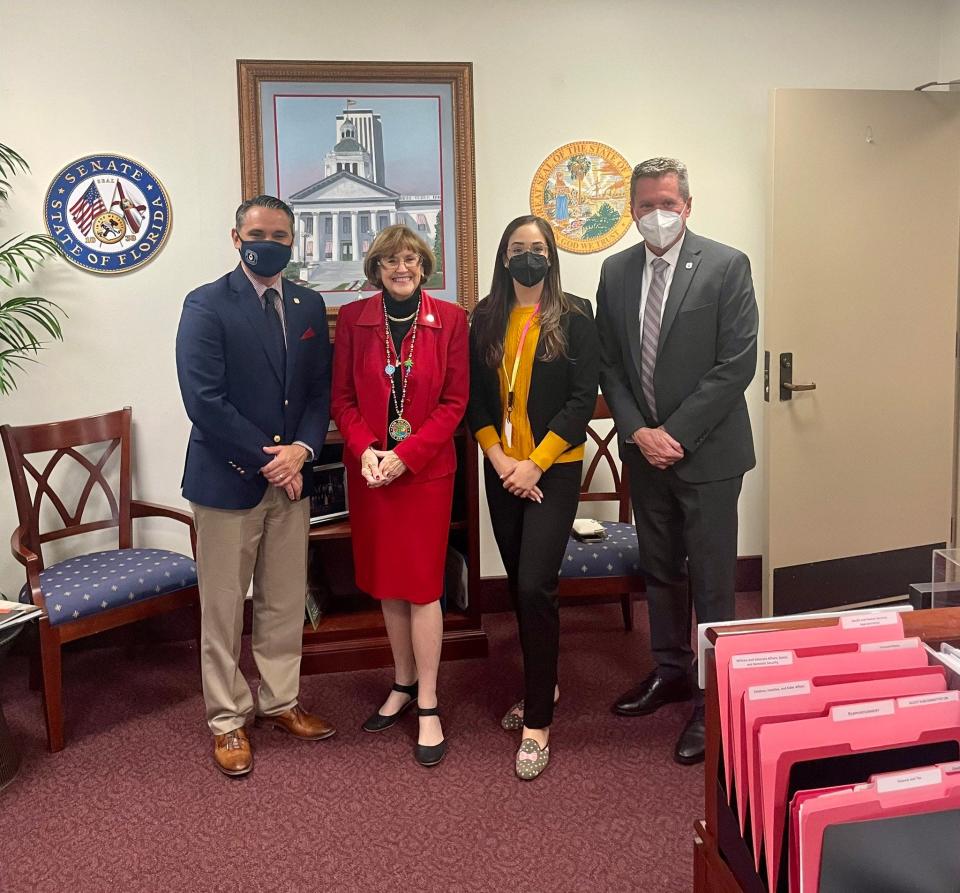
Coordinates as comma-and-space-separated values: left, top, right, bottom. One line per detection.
19, 548, 197, 626
559, 521, 643, 579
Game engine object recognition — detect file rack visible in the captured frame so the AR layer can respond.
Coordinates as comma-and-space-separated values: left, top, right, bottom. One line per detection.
693, 607, 960, 892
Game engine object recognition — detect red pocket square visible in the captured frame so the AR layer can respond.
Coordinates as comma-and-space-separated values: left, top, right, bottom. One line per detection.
300, 326, 317, 341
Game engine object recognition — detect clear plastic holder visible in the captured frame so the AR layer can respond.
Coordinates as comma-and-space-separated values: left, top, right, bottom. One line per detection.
931, 548, 960, 608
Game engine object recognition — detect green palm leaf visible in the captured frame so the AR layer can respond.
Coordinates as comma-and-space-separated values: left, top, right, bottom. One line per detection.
0, 141, 66, 393
0, 143, 28, 203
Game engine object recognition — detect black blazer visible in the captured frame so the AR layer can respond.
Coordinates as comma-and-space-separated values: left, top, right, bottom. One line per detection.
467, 293, 600, 452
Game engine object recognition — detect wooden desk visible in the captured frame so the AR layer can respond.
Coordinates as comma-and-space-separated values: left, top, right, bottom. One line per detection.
299, 425, 487, 674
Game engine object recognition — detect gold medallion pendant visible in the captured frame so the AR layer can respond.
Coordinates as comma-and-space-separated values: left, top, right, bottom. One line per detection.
388, 417, 412, 442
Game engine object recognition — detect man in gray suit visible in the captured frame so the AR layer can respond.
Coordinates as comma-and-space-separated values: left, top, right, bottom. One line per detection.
596, 157, 758, 764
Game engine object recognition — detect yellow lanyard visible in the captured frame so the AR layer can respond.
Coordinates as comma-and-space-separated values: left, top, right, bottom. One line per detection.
502, 303, 540, 418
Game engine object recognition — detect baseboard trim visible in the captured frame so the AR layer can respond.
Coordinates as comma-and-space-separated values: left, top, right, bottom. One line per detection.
476, 555, 761, 614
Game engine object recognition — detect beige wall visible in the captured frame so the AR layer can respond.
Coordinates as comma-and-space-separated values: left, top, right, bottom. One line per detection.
0, 0, 949, 583
941, 0, 960, 80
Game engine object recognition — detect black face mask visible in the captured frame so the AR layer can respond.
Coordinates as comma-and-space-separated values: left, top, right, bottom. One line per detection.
507, 251, 549, 288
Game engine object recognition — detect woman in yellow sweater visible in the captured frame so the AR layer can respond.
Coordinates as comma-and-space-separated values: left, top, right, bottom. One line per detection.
468, 215, 600, 779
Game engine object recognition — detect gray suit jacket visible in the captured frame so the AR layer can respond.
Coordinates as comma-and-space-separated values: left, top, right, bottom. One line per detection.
596, 230, 758, 483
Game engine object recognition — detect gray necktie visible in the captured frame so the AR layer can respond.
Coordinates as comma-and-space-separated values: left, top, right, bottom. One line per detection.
263, 287, 286, 375
640, 257, 669, 420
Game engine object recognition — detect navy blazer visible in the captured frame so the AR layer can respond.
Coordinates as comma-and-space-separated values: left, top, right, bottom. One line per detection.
176, 265, 332, 509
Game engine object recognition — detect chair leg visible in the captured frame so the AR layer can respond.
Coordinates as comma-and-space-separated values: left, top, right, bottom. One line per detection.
620, 593, 635, 631
38, 630, 65, 753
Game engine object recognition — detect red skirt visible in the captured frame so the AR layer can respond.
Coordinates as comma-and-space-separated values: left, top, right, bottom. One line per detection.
346, 466, 454, 604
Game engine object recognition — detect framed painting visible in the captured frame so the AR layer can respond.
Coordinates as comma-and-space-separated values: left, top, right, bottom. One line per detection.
237, 60, 478, 316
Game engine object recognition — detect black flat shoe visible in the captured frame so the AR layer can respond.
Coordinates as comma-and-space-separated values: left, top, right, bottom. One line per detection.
414, 706, 446, 767
362, 681, 418, 733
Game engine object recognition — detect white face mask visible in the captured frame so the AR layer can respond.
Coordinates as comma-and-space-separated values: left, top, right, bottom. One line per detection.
636, 208, 685, 249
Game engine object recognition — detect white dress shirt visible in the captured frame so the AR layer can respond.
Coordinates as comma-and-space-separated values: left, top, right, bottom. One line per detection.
638, 231, 687, 327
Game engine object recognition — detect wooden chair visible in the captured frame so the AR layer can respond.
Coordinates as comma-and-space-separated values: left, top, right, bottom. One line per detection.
558, 395, 645, 630
2, 407, 200, 752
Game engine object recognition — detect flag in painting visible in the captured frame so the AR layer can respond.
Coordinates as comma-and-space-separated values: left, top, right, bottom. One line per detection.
69, 182, 106, 236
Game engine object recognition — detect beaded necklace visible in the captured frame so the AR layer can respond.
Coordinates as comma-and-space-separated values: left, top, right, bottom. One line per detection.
382, 292, 421, 442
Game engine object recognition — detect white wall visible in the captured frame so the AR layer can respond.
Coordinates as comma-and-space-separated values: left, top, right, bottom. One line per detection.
0, 0, 948, 584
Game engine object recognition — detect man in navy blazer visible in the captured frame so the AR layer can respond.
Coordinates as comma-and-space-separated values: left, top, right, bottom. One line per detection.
176, 195, 335, 776
596, 159, 758, 766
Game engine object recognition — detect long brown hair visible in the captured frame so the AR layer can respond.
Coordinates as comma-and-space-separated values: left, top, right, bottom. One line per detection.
470, 215, 580, 368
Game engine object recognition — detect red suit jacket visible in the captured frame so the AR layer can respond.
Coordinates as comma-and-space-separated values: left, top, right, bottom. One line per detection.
331, 290, 469, 481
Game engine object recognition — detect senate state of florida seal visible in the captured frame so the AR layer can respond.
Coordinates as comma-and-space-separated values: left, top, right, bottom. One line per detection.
529, 141, 633, 254
44, 154, 171, 274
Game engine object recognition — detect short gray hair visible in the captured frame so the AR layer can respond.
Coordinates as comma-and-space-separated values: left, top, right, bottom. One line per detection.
630, 157, 690, 202
235, 194, 295, 231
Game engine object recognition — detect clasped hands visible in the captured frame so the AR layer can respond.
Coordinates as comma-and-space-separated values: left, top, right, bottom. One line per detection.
361, 447, 408, 488
261, 443, 309, 500
633, 426, 684, 469
488, 446, 543, 503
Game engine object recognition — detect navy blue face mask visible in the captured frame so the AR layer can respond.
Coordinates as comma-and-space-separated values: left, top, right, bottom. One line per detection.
239, 240, 292, 277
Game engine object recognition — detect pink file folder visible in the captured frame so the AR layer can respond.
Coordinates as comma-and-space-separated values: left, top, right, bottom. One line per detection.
741, 662, 945, 843
757, 690, 960, 893
791, 761, 960, 893
714, 610, 905, 796
728, 636, 928, 840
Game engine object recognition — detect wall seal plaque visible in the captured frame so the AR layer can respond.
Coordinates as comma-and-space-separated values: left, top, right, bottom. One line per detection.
529, 141, 633, 254
44, 153, 171, 274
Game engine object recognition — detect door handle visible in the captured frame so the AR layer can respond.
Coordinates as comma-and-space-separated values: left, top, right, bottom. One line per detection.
779, 352, 816, 401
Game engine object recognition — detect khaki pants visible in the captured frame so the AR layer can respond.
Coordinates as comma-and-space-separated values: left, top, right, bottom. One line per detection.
192, 486, 310, 735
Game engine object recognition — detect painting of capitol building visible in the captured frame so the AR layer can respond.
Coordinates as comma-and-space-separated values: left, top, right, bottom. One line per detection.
284, 100, 443, 293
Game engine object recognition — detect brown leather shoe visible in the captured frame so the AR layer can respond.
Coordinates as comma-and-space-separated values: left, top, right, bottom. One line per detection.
214, 727, 252, 777
255, 704, 336, 740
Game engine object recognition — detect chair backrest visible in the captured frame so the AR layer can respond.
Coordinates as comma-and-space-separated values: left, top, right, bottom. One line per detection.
579, 395, 631, 523
1, 407, 132, 571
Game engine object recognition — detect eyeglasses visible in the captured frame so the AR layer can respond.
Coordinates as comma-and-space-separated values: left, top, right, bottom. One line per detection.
379, 254, 422, 271
507, 245, 549, 257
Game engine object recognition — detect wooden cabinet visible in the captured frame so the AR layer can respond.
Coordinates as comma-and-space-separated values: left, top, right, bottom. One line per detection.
299, 425, 487, 674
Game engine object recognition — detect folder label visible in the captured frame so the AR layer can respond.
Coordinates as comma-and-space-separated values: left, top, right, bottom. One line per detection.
731, 651, 793, 669
898, 690, 960, 709
861, 636, 922, 652
875, 767, 943, 793
748, 680, 811, 701
840, 611, 900, 629
831, 699, 895, 722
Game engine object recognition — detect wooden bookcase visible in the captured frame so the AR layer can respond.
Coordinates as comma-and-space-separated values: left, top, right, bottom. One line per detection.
299, 425, 488, 674
693, 607, 960, 892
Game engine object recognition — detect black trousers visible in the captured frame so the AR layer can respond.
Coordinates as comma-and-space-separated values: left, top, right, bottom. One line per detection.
484, 460, 582, 729
622, 443, 742, 699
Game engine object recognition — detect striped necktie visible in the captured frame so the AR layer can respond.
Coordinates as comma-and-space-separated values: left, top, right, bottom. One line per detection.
640, 257, 669, 421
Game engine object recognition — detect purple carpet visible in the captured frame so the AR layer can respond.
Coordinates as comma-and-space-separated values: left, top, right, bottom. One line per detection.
0, 598, 759, 892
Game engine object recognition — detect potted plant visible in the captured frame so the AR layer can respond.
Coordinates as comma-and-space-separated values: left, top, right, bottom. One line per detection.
0, 142, 65, 394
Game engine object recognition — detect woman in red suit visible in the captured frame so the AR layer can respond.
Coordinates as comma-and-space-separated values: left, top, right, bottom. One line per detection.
331, 224, 468, 767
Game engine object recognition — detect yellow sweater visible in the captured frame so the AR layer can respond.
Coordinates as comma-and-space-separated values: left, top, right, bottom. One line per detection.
475, 305, 584, 471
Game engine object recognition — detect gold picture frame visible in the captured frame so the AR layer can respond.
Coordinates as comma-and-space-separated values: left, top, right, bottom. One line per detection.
237, 59, 479, 325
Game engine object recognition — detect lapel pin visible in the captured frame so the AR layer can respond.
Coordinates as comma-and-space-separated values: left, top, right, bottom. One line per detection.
685, 261, 693, 269
425, 313, 435, 323
293, 297, 301, 304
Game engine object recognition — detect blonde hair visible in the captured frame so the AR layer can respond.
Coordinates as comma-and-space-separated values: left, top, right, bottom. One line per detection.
363, 224, 435, 288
